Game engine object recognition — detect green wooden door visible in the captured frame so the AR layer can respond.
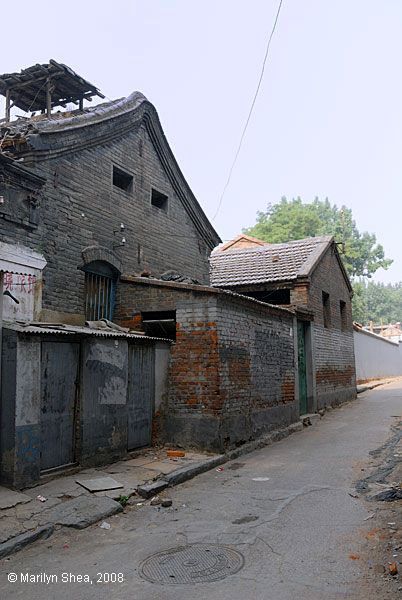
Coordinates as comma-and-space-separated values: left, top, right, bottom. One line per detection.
297, 321, 308, 415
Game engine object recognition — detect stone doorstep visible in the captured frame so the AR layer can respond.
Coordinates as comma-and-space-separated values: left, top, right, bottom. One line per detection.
0, 420, 304, 560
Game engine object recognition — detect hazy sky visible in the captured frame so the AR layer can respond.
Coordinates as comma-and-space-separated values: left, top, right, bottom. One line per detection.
2, 1, 402, 282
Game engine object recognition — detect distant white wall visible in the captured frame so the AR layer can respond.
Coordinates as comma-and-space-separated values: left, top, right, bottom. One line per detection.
354, 327, 402, 382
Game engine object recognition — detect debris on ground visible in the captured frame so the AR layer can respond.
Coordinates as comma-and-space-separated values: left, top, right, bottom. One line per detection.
161, 498, 172, 508
167, 450, 186, 458
364, 513, 375, 520
374, 486, 402, 502
388, 562, 399, 576
150, 496, 161, 506
36, 495, 47, 502
99, 521, 111, 530
252, 477, 270, 482
216, 467, 224, 472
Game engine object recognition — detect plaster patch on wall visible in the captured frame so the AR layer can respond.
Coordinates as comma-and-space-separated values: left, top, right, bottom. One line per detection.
15, 338, 41, 426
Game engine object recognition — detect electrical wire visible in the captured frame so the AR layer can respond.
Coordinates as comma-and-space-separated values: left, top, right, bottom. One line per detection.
212, 0, 284, 220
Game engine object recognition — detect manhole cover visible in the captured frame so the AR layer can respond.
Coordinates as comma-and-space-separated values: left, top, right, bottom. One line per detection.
139, 543, 244, 584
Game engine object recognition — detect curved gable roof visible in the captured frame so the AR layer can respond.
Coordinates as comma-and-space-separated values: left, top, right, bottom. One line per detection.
2, 93, 220, 249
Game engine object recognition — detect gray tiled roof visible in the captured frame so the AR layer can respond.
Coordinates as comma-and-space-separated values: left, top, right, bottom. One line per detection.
210, 236, 333, 287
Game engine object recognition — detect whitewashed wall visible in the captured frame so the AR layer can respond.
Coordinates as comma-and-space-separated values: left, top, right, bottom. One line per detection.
354, 327, 402, 382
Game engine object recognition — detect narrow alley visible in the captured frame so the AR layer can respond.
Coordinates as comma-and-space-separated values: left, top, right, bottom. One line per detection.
1, 381, 401, 600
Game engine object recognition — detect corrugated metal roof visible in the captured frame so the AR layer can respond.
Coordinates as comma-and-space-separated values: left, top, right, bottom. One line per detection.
5, 322, 172, 343
210, 236, 333, 287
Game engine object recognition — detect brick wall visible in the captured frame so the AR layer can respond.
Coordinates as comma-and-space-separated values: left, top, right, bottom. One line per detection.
216, 297, 297, 448
308, 246, 356, 407
209, 242, 356, 410
0, 159, 45, 271
116, 278, 298, 451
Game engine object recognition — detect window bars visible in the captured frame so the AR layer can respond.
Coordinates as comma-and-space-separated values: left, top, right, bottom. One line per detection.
85, 272, 116, 321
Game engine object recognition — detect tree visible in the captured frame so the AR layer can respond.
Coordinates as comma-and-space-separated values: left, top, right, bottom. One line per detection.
244, 197, 392, 279
353, 280, 402, 325
351, 280, 368, 324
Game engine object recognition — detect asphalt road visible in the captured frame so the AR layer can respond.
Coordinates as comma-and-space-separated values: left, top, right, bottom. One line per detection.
1, 381, 401, 600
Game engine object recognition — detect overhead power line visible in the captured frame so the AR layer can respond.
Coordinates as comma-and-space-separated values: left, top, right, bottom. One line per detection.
212, 0, 284, 221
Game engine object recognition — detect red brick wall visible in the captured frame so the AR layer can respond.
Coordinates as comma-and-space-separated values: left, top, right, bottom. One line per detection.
115, 279, 298, 450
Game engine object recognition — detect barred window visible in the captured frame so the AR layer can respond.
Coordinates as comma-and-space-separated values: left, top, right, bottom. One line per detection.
84, 261, 117, 321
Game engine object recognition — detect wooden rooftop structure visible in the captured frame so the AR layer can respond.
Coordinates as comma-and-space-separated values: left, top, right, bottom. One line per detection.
0, 60, 105, 121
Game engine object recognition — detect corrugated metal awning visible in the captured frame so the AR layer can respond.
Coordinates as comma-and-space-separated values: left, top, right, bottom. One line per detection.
4, 322, 172, 343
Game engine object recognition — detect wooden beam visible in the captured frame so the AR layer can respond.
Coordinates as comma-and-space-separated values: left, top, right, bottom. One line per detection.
5, 88, 10, 121
46, 79, 52, 118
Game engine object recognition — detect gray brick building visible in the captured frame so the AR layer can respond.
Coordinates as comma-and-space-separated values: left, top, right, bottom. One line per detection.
0, 61, 220, 484
0, 62, 356, 465
0, 79, 219, 324
210, 234, 357, 413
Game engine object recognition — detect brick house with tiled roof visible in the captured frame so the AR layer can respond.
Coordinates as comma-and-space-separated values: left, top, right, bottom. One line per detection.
210, 235, 356, 413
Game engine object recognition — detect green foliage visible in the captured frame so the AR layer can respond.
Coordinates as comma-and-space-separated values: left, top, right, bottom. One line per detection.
117, 495, 129, 507
244, 197, 392, 278
352, 280, 402, 325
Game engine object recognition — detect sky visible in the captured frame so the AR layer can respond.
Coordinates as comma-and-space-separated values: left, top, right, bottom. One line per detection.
2, 0, 402, 283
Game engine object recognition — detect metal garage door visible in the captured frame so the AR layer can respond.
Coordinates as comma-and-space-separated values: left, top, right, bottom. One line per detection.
40, 341, 79, 471
127, 345, 154, 450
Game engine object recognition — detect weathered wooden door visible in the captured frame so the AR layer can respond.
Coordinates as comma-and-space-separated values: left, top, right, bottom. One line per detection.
40, 341, 79, 471
297, 321, 308, 415
127, 345, 154, 450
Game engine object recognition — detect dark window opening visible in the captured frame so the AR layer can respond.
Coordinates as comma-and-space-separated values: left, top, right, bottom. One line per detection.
113, 166, 133, 192
340, 300, 347, 331
241, 289, 291, 305
29, 199, 40, 225
322, 291, 331, 328
84, 261, 117, 321
151, 188, 168, 211
141, 310, 176, 340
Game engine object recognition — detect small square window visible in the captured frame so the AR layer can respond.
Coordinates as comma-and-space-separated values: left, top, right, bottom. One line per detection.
322, 291, 331, 328
113, 166, 133, 192
151, 188, 168, 211
340, 300, 347, 331
141, 310, 176, 340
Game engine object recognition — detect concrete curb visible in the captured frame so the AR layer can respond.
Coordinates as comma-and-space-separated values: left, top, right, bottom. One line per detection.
0, 525, 54, 560
357, 379, 394, 394
0, 497, 123, 560
164, 455, 226, 487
